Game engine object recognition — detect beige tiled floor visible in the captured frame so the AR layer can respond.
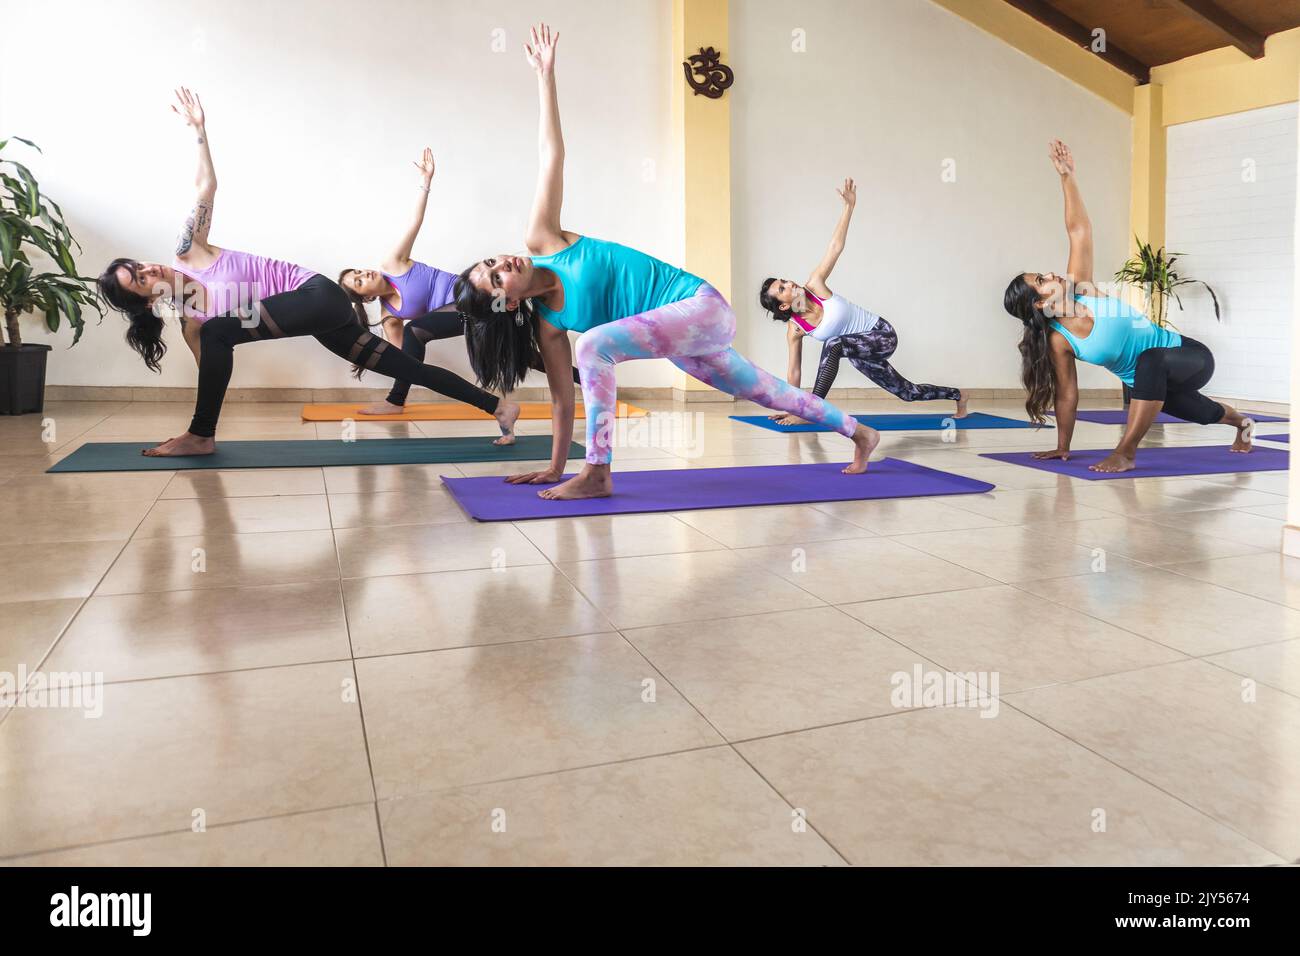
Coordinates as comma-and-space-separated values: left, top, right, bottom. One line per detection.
1, 397, 1295, 865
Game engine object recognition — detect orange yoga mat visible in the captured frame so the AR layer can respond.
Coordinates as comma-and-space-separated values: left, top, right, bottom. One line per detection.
301, 401, 648, 422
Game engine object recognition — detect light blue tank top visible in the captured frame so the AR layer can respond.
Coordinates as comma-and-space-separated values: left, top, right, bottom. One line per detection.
1050, 295, 1182, 386
531, 236, 704, 333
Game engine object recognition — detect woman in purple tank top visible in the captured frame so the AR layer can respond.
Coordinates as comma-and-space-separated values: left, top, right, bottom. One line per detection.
96, 89, 523, 457
338, 149, 580, 416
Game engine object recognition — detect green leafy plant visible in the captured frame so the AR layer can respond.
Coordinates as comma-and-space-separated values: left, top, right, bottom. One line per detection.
0, 137, 101, 348
1114, 237, 1220, 330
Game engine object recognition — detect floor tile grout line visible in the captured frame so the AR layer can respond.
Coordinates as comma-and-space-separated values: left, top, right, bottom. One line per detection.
323, 479, 389, 866
1, 472, 173, 728
0, 798, 381, 864
994, 688, 1292, 863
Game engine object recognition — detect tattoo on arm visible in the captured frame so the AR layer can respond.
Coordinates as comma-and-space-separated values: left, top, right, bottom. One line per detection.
175, 201, 211, 257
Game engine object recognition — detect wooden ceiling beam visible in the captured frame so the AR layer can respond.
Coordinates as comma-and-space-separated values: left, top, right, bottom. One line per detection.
1163, 0, 1267, 59
1003, 0, 1152, 83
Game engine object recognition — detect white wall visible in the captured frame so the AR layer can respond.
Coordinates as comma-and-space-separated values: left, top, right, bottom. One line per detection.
0, 0, 682, 389
730, 0, 1132, 391
1166, 102, 1297, 403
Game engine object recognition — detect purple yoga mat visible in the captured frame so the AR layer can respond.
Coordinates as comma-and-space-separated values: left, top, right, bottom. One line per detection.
1260, 434, 1289, 443
981, 445, 1287, 480
442, 459, 995, 521
1055, 410, 1288, 425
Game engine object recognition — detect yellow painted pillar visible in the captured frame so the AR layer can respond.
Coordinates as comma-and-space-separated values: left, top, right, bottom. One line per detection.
672, 0, 732, 401
1129, 84, 1166, 255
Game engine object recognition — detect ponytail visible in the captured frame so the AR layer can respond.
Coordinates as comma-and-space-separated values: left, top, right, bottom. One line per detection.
1004, 274, 1056, 425
98, 258, 166, 373
759, 277, 787, 321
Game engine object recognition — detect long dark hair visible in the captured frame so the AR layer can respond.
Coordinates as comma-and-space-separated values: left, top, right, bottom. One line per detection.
453, 266, 543, 392
334, 268, 381, 380
337, 268, 378, 329
1004, 274, 1056, 424
98, 258, 166, 373
759, 277, 788, 321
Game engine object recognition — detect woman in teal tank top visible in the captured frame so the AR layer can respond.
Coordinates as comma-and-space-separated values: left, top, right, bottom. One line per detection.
452, 23, 878, 501
1002, 140, 1252, 473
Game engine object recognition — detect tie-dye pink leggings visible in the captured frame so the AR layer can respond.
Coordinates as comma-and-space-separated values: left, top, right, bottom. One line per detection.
574, 284, 856, 464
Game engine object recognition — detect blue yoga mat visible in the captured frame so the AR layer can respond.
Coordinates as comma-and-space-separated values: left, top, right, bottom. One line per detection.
442, 459, 995, 521
1260, 434, 1289, 443
730, 412, 1045, 433
981, 445, 1286, 480
47, 436, 584, 473
1054, 410, 1288, 425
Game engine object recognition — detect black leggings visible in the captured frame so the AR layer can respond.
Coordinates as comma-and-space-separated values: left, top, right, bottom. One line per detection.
386, 307, 583, 406
812, 319, 960, 403
1130, 335, 1224, 425
189, 276, 499, 436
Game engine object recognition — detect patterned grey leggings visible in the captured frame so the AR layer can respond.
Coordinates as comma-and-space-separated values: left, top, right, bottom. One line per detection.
812, 318, 960, 403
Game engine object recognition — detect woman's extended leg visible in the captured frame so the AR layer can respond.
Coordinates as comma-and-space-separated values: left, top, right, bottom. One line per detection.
543, 286, 878, 500
360, 308, 471, 415
841, 321, 967, 415
313, 321, 521, 442
1091, 337, 1249, 473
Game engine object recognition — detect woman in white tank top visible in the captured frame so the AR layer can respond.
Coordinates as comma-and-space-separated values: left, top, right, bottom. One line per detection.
759, 178, 967, 425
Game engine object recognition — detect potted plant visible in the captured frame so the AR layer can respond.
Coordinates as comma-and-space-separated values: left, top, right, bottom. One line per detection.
0, 137, 101, 415
1113, 238, 1220, 405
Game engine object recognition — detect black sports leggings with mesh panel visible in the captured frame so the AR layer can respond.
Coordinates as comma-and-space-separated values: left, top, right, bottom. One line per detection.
189, 275, 499, 437
384, 306, 582, 407
1129, 335, 1224, 425
811, 318, 960, 403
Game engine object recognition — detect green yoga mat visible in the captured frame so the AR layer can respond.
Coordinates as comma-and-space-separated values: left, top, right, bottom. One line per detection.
47, 436, 583, 473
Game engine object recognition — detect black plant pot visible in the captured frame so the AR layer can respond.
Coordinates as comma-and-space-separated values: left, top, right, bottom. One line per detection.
0, 344, 52, 415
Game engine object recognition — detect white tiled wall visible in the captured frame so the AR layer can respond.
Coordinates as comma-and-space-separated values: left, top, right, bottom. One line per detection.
1166, 102, 1297, 403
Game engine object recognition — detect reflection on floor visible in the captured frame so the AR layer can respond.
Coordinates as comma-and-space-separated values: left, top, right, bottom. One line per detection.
0, 398, 1296, 865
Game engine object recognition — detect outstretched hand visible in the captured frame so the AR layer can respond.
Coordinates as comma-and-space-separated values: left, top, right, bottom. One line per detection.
413, 147, 435, 185
171, 87, 205, 130
506, 469, 563, 485
1033, 448, 1070, 461
837, 177, 856, 207
524, 22, 560, 75
1048, 139, 1075, 176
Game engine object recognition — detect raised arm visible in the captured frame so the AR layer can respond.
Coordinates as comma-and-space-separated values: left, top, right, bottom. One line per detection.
523, 23, 568, 256
172, 88, 216, 262
1050, 140, 1093, 288
384, 148, 436, 270
805, 178, 856, 298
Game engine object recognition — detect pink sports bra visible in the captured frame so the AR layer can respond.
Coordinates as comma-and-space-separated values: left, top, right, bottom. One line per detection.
791, 290, 823, 334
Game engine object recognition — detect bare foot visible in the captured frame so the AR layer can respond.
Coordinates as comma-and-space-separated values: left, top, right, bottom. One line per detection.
143, 432, 215, 457
358, 402, 406, 416
1089, 451, 1135, 473
1232, 418, 1254, 453
538, 464, 613, 500
775, 414, 810, 427
955, 390, 969, 419
842, 423, 880, 474
493, 400, 521, 446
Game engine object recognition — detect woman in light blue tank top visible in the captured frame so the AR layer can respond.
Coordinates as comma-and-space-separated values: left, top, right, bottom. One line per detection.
451, 23, 877, 502
1002, 140, 1252, 473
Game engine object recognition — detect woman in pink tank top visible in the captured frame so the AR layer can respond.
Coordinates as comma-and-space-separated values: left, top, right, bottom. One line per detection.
97, 89, 523, 457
